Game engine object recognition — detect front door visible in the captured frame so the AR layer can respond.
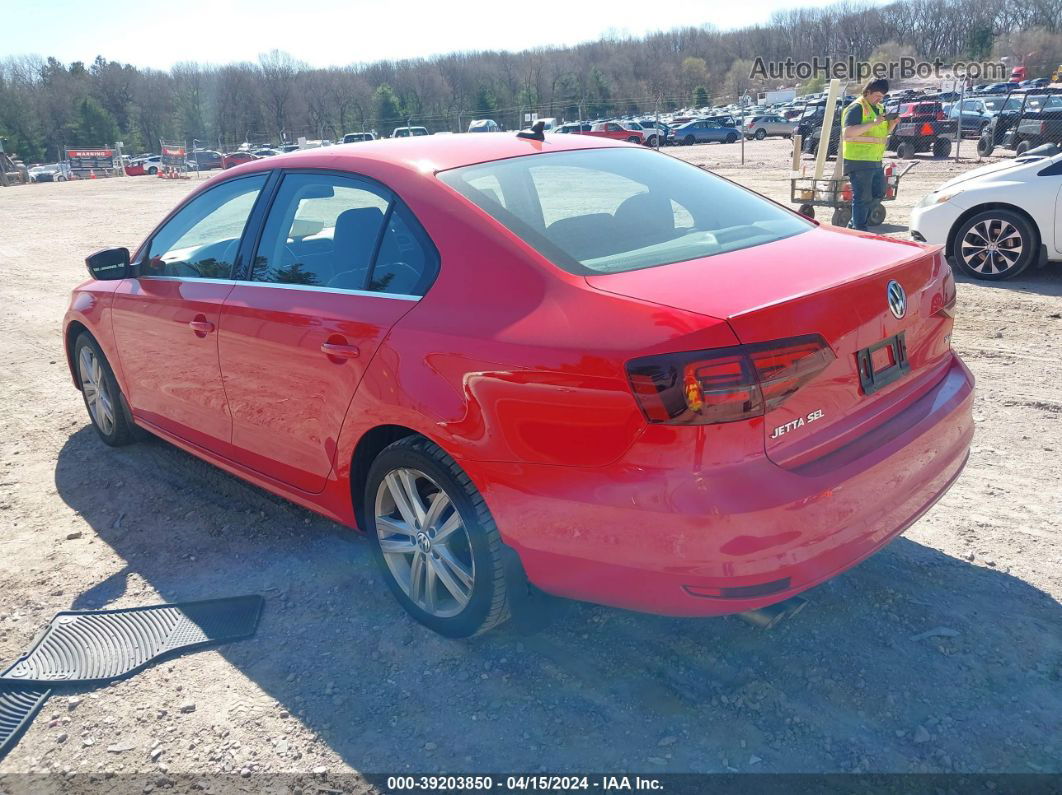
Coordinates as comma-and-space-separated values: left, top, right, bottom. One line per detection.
218, 171, 438, 492
111, 174, 268, 452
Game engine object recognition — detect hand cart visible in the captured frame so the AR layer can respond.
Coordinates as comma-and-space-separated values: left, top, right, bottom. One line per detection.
791, 161, 917, 228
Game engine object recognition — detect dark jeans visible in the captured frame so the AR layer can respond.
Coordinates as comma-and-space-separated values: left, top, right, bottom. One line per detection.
845, 160, 885, 231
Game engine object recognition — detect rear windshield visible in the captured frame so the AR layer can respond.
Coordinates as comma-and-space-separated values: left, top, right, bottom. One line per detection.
438, 147, 809, 276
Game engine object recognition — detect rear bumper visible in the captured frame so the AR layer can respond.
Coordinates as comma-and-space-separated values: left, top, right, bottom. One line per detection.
467, 354, 974, 616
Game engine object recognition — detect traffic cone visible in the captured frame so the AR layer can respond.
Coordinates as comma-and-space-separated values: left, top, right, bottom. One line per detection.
89, 169, 96, 179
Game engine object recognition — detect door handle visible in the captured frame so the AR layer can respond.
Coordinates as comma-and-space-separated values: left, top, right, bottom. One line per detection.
321, 341, 360, 359
188, 318, 215, 335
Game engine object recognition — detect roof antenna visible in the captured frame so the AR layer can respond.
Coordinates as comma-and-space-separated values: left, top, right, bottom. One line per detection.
517, 120, 546, 141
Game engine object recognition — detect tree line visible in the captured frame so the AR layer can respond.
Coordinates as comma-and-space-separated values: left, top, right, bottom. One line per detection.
1, 0, 1059, 162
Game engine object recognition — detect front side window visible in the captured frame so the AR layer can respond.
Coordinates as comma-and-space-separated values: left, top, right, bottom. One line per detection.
439, 147, 809, 276
251, 172, 438, 296
144, 174, 267, 279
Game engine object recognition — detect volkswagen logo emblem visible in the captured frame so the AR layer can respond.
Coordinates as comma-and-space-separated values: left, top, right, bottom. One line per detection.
887, 280, 907, 319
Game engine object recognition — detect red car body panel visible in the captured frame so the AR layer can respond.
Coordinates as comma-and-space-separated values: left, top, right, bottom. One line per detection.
63, 135, 974, 617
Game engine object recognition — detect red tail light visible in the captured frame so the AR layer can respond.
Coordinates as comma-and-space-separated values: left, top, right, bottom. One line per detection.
920, 122, 935, 136
626, 336, 835, 425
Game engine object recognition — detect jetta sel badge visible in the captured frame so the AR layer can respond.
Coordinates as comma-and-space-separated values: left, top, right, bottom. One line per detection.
770, 409, 825, 439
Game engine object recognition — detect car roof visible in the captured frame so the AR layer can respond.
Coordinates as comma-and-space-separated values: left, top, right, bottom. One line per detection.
230, 131, 631, 175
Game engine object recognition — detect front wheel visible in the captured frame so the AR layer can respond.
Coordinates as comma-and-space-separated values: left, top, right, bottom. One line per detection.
896, 141, 916, 159
366, 436, 511, 638
951, 209, 1036, 280
683, 135, 695, 146
868, 203, 886, 226
933, 138, 952, 158
755, 128, 767, 140
726, 133, 738, 144
74, 334, 137, 446
147, 166, 158, 175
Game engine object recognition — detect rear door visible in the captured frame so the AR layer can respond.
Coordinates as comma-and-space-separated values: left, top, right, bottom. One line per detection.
218, 170, 438, 492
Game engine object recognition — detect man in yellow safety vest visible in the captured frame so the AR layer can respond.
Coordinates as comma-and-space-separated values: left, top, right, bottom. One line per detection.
842, 78, 900, 230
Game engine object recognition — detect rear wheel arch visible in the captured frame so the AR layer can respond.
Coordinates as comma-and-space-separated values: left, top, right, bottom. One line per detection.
946, 202, 1041, 261
349, 425, 423, 530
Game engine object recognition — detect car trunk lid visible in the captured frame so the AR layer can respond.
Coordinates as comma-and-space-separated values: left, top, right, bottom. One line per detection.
586, 226, 956, 467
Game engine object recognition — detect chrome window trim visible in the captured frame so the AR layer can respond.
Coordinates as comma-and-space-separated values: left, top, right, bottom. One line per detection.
136, 276, 236, 285
233, 280, 420, 301
133, 274, 419, 301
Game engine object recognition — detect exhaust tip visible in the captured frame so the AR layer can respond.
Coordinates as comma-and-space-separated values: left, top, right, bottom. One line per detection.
737, 595, 809, 629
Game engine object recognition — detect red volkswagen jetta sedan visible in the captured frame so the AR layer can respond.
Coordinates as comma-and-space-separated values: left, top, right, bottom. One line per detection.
63, 133, 974, 637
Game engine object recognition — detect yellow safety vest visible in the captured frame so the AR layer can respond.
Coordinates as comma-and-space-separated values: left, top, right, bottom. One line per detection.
841, 98, 889, 162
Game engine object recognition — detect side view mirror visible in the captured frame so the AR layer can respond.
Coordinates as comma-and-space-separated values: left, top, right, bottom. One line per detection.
85, 247, 131, 280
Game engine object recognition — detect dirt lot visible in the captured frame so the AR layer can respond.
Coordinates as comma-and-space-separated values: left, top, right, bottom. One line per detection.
0, 140, 1060, 790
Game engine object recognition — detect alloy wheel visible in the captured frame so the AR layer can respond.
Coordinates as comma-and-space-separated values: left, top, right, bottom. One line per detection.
374, 467, 475, 618
78, 346, 116, 435
960, 219, 1024, 276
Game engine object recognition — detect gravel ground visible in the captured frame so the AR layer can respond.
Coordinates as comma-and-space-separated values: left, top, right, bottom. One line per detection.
0, 140, 1059, 791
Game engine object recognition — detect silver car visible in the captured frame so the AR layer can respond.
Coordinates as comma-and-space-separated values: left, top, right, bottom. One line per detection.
743, 114, 794, 140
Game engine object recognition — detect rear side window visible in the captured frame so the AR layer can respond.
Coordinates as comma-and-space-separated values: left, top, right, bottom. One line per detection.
439, 147, 808, 276
250, 171, 438, 296
251, 173, 390, 291
145, 174, 267, 279
371, 204, 439, 296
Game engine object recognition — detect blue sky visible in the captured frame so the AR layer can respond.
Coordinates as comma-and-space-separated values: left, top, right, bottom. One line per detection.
13, 0, 846, 69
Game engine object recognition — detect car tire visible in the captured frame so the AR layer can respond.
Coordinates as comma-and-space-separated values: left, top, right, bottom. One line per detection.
896, 141, 916, 159
147, 166, 157, 175
755, 128, 767, 140
726, 133, 738, 143
646, 135, 657, 147
933, 138, 952, 158
977, 134, 994, 157
74, 334, 137, 447
684, 135, 695, 146
365, 436, 511, 638
1015, 140, 1031, 156
951, 209, 1036, 281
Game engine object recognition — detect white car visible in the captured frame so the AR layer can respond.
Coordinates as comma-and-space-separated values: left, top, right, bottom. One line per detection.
135, 155, 163, 175
910, 144, 1061, 280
